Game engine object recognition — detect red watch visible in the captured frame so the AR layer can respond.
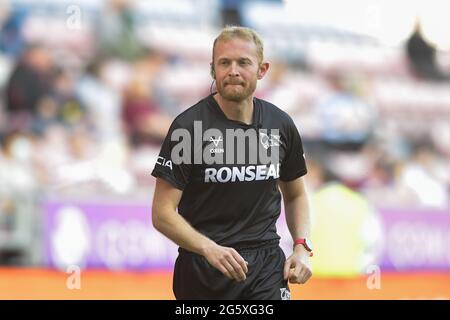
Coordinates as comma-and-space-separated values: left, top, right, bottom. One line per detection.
294, 238, 314, 257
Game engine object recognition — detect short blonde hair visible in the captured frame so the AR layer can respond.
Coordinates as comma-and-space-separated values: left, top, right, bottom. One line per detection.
212, 26, 264, 65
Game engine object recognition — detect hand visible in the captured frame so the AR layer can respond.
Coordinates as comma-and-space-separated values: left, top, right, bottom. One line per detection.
202, 243, 249, 282
283, 246, 312, 284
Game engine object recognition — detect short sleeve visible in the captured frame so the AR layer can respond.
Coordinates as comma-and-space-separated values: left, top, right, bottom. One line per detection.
279, 118, 308, 182
151, 120, 192, 190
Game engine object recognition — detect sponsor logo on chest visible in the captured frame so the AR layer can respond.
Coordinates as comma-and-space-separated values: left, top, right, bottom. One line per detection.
204, 163, 280, 183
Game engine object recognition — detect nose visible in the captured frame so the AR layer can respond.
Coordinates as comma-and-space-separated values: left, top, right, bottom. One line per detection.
228, 61, 240, 77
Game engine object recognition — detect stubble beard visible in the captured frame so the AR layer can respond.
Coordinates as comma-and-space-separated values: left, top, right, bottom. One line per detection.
217, 80, 257, 102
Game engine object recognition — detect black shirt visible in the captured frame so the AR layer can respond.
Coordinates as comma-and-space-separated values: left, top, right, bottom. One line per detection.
151, 94, 307, 248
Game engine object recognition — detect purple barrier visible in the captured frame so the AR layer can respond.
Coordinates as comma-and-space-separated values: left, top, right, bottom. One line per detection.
43, 201, 178, 270
43, 200, 450, 271
378, 208, 450, 271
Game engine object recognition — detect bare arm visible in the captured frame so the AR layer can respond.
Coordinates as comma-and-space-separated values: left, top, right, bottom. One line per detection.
279, 176, 312, 284
152, 178, 248, 281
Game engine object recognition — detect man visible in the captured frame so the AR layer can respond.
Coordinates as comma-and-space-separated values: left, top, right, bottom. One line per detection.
151, 26, 312, 300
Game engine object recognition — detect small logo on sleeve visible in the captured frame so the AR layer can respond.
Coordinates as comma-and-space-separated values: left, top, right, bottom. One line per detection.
156, 156, 173, 170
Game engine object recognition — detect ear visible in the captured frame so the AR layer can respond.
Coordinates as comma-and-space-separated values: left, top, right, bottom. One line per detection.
257, 62, 270, 80
210, 62, 215, 79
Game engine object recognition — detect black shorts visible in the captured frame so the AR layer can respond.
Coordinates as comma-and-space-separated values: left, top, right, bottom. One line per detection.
173, 242, 291, 300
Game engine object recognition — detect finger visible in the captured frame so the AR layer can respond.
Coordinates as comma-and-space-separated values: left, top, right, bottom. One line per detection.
297, 265, 312, 284
231, 250, 248, 274
226, 255, 246, 281
223, 259, 243, 282
297, 269, 307, 284
217, 264, 233, 280
299, 268, 312, 284
304, 270, 312, 283
283, 260, 293, 281
289, 264, 302, 284
288, 270, 298, 284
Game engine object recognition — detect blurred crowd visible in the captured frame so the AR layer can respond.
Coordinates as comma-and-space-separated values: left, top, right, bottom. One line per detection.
0, 0, 450, 263
0, 0, 449, 203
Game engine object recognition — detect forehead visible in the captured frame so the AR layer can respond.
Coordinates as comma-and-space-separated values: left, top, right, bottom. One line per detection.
213, 38, 258, 61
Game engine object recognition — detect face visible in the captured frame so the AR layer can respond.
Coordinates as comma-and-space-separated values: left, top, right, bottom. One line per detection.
212, 38, 268, 102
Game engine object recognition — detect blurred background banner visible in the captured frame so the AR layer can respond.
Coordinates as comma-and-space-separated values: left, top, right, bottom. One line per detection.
1, 0, 450, 299
43, 201, 178, 270
378, 209, 450, 271
42, 203, 450, 272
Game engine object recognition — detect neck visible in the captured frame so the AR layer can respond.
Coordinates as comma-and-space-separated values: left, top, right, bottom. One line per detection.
214, 94, 254, 124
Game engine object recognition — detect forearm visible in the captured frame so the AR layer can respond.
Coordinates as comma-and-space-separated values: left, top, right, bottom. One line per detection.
152, 178, 248, 282
153, 208, 215, 256
282, 189, 313, 284
284, 192, 311, 242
